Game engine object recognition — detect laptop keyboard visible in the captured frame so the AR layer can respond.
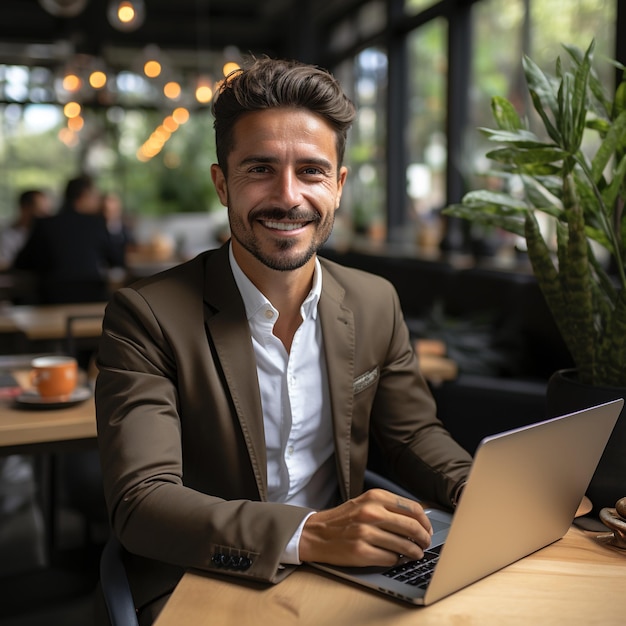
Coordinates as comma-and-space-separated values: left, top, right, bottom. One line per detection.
382, 544, 443, 589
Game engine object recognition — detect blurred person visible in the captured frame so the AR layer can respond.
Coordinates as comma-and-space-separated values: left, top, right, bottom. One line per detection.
0, 189, 52, 269
13, 174, 124, 304
101, 191, 135, 266
95, 58, 472, 625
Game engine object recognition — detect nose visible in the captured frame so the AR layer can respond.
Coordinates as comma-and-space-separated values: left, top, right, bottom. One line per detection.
270, 168, 303, 209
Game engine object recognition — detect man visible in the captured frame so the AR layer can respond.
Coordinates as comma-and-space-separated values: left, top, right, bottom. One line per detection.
13, 174, 124, 304
0, 189, 51, 269
96, 58, 473, 624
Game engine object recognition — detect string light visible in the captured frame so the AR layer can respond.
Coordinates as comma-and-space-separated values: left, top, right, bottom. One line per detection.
63, 101, 81, 118
163, 81, 181, 100
107, 0, 145, 32
143, 60, 162, 79
195, 78, 213, 104
62, 73, 82, 92
89, 70, 107, 89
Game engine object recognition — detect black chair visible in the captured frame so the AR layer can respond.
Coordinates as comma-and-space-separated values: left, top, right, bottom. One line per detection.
363, 468, 420, 501
100, 535, 139, 626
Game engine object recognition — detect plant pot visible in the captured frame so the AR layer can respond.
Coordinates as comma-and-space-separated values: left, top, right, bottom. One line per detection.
546, 368, 626, 514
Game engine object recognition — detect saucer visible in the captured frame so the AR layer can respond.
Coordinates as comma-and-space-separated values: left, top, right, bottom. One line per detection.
15, 386, 92, 410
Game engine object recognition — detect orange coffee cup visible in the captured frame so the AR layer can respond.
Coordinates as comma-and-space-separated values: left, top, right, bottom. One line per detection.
30, 356, 78, 399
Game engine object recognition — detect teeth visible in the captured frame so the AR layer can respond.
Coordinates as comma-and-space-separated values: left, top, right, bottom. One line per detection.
262, 221, 305, 231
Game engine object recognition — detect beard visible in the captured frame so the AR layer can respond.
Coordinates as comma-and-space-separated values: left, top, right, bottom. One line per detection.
229, 206, 335, 271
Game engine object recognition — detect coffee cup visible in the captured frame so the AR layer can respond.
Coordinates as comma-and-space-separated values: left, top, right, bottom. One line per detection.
30, 356, 78, 399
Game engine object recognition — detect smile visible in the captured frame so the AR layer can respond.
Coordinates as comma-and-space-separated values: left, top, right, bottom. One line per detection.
261, 220, 308, 231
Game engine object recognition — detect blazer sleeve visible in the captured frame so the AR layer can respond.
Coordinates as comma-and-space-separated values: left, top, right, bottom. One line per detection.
96, 286, 311, 585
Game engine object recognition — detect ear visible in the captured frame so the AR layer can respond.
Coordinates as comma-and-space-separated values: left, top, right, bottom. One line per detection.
334, 166, 348, 210
211, 164, 228, 206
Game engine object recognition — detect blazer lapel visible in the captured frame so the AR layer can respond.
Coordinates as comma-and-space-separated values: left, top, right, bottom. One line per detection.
318, 264, 356, 501
202, 246, 268, 500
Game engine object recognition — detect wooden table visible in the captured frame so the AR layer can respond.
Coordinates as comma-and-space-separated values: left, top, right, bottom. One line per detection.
0, 363, 97, 454
0, 396, 97, 455
0, 374, 98, 558
0, 301, 106, 342
154, 526, 626, 626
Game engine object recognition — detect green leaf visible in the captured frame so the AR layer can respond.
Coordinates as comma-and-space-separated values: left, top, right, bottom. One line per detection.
490, 96, 524, 131
570, 44, 592, 151
600, 152, 626, 216
590, 110, 626, 181
461, 189, 529, 210
442, 202, 527, 238
480, 128, 544, 147
528, 88, 563, 145
486, 146, 566, 165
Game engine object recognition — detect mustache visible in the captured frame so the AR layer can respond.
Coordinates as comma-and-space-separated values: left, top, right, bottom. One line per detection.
249, 207, 321, 223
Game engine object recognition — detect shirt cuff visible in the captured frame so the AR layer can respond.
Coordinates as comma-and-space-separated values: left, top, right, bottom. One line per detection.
451, 481, 467, 508
280, 511, 317, 565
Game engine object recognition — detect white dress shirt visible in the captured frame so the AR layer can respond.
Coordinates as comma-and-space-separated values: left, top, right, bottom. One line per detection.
229, 246, 336, 563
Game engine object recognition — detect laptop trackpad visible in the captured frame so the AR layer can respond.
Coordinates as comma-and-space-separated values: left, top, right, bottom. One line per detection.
426, 509, 453, 535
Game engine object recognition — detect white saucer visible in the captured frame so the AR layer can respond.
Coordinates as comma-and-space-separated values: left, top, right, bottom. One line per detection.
15, 386, 92, 409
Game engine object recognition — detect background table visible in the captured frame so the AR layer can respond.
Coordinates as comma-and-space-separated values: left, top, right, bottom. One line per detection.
0, 397, 96, 455
154, 526, 626, 626
0, 368, 98, 559
0, 362, 96, 454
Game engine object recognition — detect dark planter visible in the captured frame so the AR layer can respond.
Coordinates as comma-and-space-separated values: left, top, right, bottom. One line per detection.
546, 368, 626, 514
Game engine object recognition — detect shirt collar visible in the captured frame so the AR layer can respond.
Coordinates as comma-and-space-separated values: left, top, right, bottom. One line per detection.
228, 242, 322, 321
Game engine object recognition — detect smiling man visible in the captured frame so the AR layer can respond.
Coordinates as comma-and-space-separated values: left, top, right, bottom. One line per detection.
95, 57, 472, 625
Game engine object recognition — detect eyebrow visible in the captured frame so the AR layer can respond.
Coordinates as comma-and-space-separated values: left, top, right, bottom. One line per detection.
239, 155, 334, 172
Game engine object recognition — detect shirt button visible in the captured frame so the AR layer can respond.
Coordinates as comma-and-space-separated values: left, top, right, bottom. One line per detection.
287, 445, 294, 456
265, 309, 274, 319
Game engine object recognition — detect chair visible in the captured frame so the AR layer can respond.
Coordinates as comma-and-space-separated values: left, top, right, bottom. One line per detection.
99, 535, 139, 626
364, 468, 420, 502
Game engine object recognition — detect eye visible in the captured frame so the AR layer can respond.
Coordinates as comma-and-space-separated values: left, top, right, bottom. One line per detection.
301, 166, 326, 177
248, 165, 271, 174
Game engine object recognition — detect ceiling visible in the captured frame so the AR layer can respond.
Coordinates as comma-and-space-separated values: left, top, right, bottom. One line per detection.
0, 0, 331, 75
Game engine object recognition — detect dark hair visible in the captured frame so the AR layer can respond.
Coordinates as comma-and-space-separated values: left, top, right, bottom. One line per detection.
18, 189, 44, 209
212, 57, 356, 177
63, 174, 94, 208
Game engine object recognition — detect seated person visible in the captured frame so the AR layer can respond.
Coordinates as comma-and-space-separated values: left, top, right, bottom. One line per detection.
0, 189, 51, 269
95, 57, 472, 626
13, 174, 123, 304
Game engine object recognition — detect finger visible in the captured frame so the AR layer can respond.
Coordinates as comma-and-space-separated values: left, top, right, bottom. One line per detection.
374, 530, 427, 562
391, 496, 433, 535
358, 490, 433, 546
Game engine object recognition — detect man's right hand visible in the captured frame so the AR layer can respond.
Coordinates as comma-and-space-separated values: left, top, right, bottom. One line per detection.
299, 488, 433, 567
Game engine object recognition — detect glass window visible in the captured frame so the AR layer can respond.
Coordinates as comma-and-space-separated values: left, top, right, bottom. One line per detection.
334, 48, 388, 246
529, 0, 616, 76
464, 0, 617, 258
406, 18, 447, 252
404, 0, 438, 16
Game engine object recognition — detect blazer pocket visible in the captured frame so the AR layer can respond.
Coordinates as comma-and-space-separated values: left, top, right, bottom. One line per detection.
353, 366, 379, 394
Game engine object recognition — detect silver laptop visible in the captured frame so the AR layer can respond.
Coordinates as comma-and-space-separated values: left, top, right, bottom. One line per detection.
311, 399, 623, 605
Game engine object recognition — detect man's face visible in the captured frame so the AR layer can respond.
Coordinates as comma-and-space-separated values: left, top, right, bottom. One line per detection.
31, 194, 51, 218
211, 107, 347, 272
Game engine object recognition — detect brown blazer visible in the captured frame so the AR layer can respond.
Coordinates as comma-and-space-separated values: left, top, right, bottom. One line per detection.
95, 243, 472, 611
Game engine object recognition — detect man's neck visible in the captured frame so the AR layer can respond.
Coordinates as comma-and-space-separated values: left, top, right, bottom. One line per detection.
232, 243, 316, 351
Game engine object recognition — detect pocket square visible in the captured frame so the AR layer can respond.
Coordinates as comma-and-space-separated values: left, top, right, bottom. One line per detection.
353, 367, 379, 394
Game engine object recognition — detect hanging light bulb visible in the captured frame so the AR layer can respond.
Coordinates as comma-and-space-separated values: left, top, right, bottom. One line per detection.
107, 0, 146, 32
195, 77, 213, 104
89, 70, 107, 89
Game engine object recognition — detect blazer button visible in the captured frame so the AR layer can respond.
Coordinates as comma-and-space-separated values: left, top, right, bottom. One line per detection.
238, 556, 252, 570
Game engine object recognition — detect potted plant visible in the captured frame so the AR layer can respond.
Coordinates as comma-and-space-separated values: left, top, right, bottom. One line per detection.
443, 40, 626, 514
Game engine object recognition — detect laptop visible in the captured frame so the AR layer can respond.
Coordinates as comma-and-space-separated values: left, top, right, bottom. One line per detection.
311, 398, 623, 605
